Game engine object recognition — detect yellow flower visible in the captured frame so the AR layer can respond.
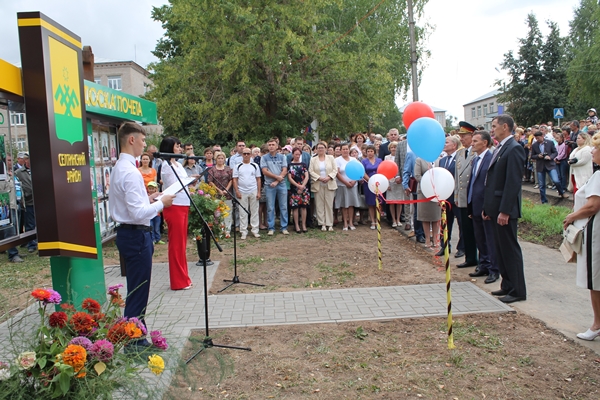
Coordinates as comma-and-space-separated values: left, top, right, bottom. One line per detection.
148, 354, 164, 375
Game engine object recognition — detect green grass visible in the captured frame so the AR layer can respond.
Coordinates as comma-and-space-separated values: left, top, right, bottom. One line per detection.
519, 198, 570, 243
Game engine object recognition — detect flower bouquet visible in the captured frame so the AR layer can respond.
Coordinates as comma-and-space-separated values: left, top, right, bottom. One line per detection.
0, 285, 168, 399
188, 182, 230, 240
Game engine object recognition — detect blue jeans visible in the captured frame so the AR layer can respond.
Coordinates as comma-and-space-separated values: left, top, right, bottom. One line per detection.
150, 215, 161, 243
265, 183, 288, 231
24, 205, 38, 250
537, 168, 563, 203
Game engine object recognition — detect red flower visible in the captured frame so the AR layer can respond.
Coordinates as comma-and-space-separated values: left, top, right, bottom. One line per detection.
61, 303, 76, 312
70, 312, 95, 334
49, 312, 68, 328
31, 289, 51, 302
107, 321, 128, 343
81, 298, 101, 314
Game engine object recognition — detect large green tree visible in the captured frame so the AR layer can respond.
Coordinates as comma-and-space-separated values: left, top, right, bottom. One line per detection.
497, 14, 569, 126
567, 0, 600, 110
148, 0, 428, 144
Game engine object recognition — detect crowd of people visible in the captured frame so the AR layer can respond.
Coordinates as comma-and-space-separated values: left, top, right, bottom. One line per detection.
108, 111, 600, 345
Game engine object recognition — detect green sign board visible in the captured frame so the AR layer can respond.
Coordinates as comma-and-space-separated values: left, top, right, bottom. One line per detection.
84, 80, 157, 124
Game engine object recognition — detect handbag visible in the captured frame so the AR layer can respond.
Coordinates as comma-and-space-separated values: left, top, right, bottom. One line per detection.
563, 224, 584, 254
559, 239, 577, 263
408, 177, 418, 193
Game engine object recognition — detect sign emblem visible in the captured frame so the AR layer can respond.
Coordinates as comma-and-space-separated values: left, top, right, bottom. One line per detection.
49, 36, 83, 144
554, 108, 564, 119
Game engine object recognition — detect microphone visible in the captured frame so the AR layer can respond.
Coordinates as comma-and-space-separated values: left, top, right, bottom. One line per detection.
186, 155, 206, 161
153, 152, 187, 159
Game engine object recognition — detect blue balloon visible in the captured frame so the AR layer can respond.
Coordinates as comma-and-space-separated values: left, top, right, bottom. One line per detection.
407, 117, 446, 162
345, 159, 365, 180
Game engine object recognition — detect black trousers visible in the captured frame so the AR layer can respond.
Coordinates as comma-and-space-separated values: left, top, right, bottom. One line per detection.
458, 207, 478, 264
491, 218, 526, 298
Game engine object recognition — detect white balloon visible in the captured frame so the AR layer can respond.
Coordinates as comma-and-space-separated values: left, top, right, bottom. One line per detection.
420, 167, 455, 202
368, 174, 389, 194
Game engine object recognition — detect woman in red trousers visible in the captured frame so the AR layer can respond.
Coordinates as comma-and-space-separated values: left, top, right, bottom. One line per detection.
159, 136, 193, 290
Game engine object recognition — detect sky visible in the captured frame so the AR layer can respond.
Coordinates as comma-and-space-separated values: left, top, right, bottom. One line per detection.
0, 0, 583, 123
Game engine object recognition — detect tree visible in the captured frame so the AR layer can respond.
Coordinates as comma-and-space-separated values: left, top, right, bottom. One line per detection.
497, 14, 569, 126
147, 0, 429, 144
445, 114, 457, 133
567, 0, 600, 110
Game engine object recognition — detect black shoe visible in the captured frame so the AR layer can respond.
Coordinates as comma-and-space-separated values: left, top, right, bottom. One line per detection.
469, 269, 489, 277
454, 250, 465, 258
435, 246, 451, 257
456, 261, 477, 268
416, 236, 426, 244
491, 289, 508, 296
499, 295, 526, 303
484, 273, 499, 284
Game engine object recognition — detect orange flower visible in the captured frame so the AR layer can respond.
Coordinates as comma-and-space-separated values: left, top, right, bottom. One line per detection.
62, 344, 87, 376
124, 322, 142, 339
31, 289, 51, 302
107, 321, 128, 343
61, 303, 76, 312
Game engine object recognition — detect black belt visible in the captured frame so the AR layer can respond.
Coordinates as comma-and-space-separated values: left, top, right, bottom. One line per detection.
118, 224, 152, 232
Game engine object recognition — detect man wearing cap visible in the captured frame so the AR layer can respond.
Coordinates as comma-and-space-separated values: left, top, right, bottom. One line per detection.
588, 108, 598, 125
454, 122, 478, 268
15, 153, 38, 253
14, 152, 26, 172
530, 131, 568, 203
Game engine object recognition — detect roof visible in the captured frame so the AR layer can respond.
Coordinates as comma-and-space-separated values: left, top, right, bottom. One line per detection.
463, 89, 501, 106
398, 103, 447, 113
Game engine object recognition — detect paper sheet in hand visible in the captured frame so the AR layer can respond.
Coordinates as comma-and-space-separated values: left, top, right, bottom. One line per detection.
157, 177, 197, 199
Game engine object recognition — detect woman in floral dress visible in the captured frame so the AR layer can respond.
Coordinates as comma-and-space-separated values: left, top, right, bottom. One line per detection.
288, 148, 310, 233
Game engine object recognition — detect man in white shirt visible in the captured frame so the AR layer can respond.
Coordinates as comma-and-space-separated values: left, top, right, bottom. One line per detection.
228, 140, 246, 170
110, 122, 174, 351
233, 150, 261, 239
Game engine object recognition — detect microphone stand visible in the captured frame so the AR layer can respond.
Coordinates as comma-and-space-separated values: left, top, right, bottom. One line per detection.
203, 165, 265, 293
155, 155, 251, 364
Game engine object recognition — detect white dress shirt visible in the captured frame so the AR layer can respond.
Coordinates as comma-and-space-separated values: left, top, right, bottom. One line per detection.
110, 153, 163, 226
160, 159, 191, 206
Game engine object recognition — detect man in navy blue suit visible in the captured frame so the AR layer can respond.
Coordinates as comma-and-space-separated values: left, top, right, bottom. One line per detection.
435, 135, 461, 256
484, 115, 526, 303
467, 131, 499, 284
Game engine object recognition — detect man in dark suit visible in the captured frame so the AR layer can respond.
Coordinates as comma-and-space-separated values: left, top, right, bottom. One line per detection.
378, 128, 399, 159
435, 135, 461, 256
530, 131, 569, 203
467, 131, 499, 284
483, 115, 526, 303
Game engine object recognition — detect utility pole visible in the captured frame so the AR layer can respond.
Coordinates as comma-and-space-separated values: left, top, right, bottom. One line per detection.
407, 0, 418, 102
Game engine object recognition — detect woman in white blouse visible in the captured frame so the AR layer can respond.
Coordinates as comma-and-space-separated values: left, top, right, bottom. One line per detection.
568, 132, 594, 196
309, 142, 338, 231
159, 136, 193, 290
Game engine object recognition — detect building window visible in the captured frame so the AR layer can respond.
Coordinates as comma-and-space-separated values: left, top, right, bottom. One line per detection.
16, 138, 27, 149
143, 83, 151, 94
483, 104, 488, 115
107, 76, 122, 91
94, 77, 102, 85
477, 106, 482, 117
489, 102, 495, 113
485, 122, 492, 131
10, 113, 25, 126
471, 107, 475, 118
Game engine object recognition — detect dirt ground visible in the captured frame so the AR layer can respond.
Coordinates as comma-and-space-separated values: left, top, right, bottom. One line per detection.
147, 222, 600, 399
171, 314, 600, 399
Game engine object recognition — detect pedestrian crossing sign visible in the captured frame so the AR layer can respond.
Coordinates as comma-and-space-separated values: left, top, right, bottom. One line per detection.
554, 108, 564, 119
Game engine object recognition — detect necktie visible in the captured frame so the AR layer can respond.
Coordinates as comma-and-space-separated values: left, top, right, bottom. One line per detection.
490, 144, 502, 165
465, 149, 469, 159
468, 156, 479, 204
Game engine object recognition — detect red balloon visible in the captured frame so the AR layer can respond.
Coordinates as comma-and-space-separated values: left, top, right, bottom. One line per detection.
402, 102, 435, 129
377, 160, 399, 179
